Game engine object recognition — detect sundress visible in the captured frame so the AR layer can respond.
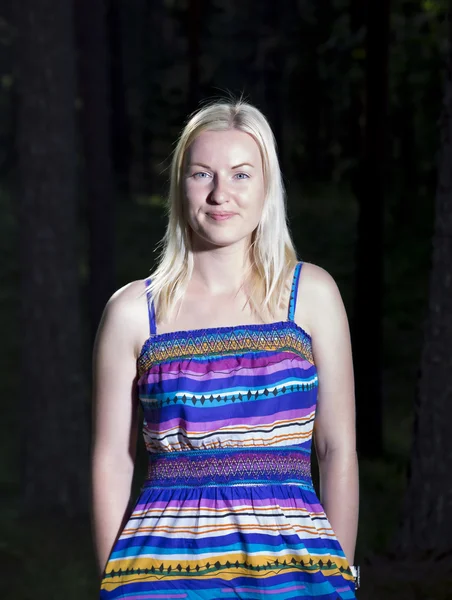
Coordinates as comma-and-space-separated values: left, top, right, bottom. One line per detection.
100, 261, 356, 599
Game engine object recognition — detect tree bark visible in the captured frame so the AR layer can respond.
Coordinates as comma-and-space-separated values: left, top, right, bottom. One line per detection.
14, 0, 89, 515
107, 0, 131, 194
260, 2, 285, 165
393, 1, 419, 228
394, 5, 452, 554
75, 0, 116, 342
352, 0, 390, 458
346, 0, 366, 175
187, 0, 201, 113
299, 0, 333, 181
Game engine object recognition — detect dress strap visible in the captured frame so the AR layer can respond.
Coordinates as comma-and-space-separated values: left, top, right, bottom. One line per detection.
144, 276, 157, 335
287, 262, 303, 322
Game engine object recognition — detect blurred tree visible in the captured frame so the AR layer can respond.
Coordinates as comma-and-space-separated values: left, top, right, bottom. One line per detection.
392, 0, 419, 227
187, 0, 201, 112
260, 1, 285, 165
14, 0, 89, 515
304, 0, 334, 180
394, 2, 452, 555
0, 1, 14, 179
346, 0, 366, 175
75, 0, 116, 341
134, 0, 184, 193
352, 0, 390, 458
108, 0, 131, 193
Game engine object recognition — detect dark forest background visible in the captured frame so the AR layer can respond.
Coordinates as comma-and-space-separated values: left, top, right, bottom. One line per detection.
2, 0, 452, 598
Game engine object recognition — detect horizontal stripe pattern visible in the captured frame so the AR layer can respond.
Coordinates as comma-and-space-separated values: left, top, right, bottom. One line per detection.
100, 316, 355, 599
143, 447, 312, 487
137, 322, 314, 378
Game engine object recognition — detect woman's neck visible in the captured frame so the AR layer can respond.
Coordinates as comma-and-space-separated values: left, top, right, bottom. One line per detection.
190, 244, 252, 295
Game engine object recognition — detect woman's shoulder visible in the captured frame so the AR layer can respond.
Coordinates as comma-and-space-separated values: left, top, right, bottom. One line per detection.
298, 261, 340, 295
295, 262, 345, 335
97, 278, 150, 355
105, 278, 148, 316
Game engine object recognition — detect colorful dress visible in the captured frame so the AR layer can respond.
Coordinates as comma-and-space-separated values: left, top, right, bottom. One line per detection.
100, 262, 356, 599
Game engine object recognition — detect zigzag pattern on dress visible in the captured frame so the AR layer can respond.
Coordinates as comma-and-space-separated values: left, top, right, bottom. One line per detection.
100, 263, 356, 599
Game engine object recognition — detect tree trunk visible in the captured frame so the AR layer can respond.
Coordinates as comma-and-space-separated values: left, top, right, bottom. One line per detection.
107, 0, 131, 194
352, 0, 390, 458
393, 1, 419, 228
138, 0, 160, 194
296, 0, 334, 181
346, 0, 366, 176
14, 0, 89, 515
260, 3, 285, 165
394, 6, 452, 554
302, 19, 322, 180
187, 0, 201, 113
75, 0, 116, 342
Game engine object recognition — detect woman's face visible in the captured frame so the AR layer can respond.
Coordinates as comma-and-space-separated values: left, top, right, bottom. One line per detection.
183, 129, 265, 251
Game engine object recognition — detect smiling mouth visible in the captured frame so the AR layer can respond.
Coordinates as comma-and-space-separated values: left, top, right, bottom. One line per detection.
206, 212, 236, 221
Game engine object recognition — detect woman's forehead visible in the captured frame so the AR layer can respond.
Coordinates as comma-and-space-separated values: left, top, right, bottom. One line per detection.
187, 129, 262, 166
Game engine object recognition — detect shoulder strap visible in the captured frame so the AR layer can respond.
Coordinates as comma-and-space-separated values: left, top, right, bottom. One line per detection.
144, 277, 157, 335
287, 262, 303, 321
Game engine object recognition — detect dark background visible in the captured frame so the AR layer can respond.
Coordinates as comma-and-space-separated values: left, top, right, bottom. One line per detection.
2, 0, 452, 598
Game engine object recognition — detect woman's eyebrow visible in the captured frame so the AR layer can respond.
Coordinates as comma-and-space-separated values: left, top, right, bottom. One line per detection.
232, 162, 254, 169
188, 162, 211, 169
187, 162, 255, 169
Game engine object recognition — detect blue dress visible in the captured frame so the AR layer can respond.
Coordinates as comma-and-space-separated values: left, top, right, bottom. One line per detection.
100, 262, 356, 599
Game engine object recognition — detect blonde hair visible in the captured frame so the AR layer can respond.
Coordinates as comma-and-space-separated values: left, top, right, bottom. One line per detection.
147, 98, 298, 323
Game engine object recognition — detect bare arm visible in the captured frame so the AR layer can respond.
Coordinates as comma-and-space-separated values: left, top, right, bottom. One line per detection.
296, 264, 359, 565
91, 283, 142, 578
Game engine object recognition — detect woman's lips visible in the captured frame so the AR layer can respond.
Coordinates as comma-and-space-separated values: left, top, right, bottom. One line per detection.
207, 212, 236, 221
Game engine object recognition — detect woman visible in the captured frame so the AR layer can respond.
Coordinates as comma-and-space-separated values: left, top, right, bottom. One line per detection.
92, 99, 359, 599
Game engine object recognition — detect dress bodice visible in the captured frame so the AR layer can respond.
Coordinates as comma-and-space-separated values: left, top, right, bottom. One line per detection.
136, 321, 318, 459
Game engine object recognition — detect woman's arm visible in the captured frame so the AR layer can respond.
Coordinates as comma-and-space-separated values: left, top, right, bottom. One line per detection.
295, 264, 359, 565
91, 283, 142, 578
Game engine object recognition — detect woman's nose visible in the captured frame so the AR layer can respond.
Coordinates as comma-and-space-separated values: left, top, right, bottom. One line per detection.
209, 176, 228, 204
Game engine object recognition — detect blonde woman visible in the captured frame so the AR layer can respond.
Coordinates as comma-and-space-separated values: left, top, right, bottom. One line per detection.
92, 99, 359, 599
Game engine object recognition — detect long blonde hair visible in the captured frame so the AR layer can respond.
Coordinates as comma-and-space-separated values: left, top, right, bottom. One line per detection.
147, 98, 298, 323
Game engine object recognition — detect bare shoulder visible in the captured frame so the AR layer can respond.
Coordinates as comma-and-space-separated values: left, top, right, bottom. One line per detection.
293, 262, 346, 336
108, 278, 147, 307
103, 278, 147, 323
298, 261, 341, 298
94, 278, 150, 360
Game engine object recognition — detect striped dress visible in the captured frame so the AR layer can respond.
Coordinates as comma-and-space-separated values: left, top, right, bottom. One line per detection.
100, 262, 356, 599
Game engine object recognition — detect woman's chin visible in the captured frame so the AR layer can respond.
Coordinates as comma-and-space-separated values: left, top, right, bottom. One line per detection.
191, 230, 251, 251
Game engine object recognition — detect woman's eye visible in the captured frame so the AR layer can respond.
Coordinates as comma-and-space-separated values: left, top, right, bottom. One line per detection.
193, 172, 210, 179
235, 172, 250, 180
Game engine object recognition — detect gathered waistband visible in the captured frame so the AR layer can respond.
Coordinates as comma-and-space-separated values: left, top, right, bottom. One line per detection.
142, 447, 313, 489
